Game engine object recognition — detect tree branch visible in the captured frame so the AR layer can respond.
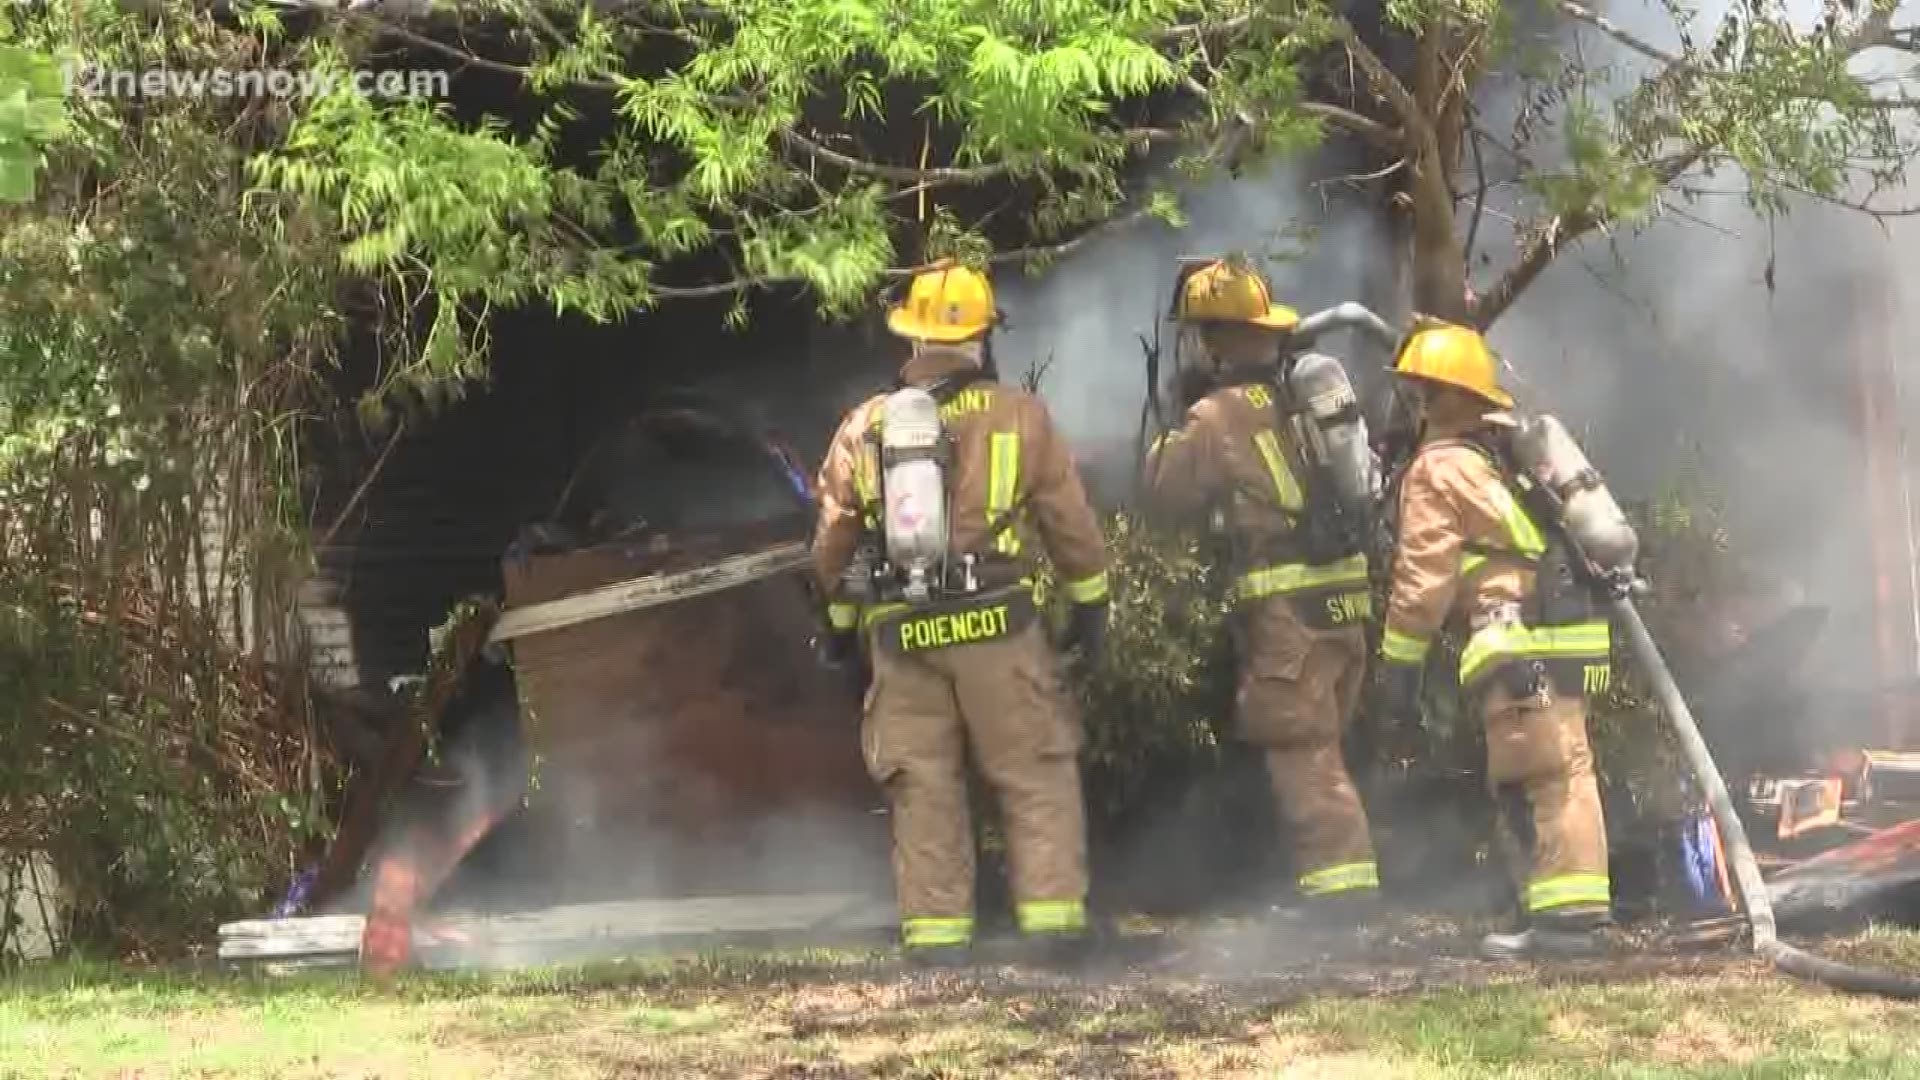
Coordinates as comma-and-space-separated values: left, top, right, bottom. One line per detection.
340, 11, 624, 90
1312, 157, 1407, 192
776, 130, 1010, 184
648, 277, 763, 299
1322, 13, 1428, 137
980, 205, 1160, 267
652, 121, 1262, 300
1463, 120, 1488, 270
1436, 28, 1490, 178
1153, 15, 1254, 42
1473, 6, 1902, 328
1554, 0, 1685, 67
644, 206, 1165, 299
1472, 151, 1701, 328
1469, 211, 1591, 330
1297, 100, 1400, 151
350, 8, 1180, 197
1769, 176, 1920, 218
776, 127, 1176, 185
941, 120, 1259, 271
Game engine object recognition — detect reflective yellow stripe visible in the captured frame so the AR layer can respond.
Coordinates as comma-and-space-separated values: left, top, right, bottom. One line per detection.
1459, 620, 1610, 685
1463, 553, 1488, 577
1015, 899, 1086, 935
1526, 873, 1611, 912
1489, 484, 1547, 557
1381, 626, 1430, 665
1233, 553, 1369, 604
902, 916, 974, 947
861, 600, 911, 629
826, 602, 858, 631
988, 430, 1021, 555
853, 448, 878, 510
1299, 861, 1379, 896
1252, 429, 1305, 511
1064, 571, 1108, 604
854, 413, 882, 509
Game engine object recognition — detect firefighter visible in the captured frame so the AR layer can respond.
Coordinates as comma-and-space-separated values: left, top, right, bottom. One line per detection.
1142, 259, 1381, 925
811, 261, 1111, 967
1376, 319, 1614, 959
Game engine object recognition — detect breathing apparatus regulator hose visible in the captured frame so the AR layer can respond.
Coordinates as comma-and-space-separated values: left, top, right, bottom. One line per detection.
1611, 594, 1920, 999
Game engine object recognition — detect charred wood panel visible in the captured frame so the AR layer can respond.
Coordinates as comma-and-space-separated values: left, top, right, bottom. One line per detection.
500, 519, 890, 903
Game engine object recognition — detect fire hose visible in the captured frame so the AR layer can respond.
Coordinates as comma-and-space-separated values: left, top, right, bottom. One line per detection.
1612, 593, 1920, 998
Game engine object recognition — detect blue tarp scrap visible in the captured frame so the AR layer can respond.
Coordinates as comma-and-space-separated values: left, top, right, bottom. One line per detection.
1679, 812, 1733, 916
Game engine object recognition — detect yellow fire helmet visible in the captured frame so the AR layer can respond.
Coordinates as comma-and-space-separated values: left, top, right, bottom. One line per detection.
1390, 319, 1514, 410
1172, 259, 1299, 329
886, 260, 995, 343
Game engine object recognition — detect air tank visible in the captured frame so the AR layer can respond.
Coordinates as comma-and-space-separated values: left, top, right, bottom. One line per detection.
1509, 412, 1639, 576
1287, 351, 1376, 527
878, 387, 948, 600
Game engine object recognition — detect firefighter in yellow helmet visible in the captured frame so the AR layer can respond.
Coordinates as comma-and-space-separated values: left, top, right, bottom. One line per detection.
1142, 259, 1381, 926
811, 261, 1110, 967
1376, 318, 1614, 959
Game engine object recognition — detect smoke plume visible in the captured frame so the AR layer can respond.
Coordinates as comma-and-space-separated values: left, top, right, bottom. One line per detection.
992, 148, 1400, 501
1477, 0, 1920, 703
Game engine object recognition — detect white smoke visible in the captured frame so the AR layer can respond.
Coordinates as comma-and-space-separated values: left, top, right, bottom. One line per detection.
979, 0, 1920, 718
991, 148, 1399, 498
371, 705, 895, 970
1480, 0, 1920, 690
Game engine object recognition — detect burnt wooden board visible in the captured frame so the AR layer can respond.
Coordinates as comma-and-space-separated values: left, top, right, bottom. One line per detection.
1769, 818, 1920, 931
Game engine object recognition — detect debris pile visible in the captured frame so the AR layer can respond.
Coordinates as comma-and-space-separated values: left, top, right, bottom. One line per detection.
220, 399, 894, 973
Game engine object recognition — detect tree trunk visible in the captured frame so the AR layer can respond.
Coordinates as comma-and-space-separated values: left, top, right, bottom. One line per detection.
1403, 17, 1470, 323
1408, 146, 1468, 321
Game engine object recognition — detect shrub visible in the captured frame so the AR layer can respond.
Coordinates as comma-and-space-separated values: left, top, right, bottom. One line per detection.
1062, 512, 1237, 834
0, 11, 345, 959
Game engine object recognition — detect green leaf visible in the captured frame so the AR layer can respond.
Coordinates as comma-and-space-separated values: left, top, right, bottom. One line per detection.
0, 149, 37, 202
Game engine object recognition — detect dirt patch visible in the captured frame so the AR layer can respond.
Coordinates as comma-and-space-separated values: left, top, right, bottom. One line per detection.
1650, 1006, 1764, 1065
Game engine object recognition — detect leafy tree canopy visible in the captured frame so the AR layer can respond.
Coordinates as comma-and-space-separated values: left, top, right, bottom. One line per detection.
8, 0, 1919, 382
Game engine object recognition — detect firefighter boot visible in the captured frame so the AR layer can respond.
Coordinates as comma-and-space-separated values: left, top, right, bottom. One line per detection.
1014, 927, 1094, 970
1479, 910, 1607, 960
904, 943, 973, 970
1266, 888, 1384, 935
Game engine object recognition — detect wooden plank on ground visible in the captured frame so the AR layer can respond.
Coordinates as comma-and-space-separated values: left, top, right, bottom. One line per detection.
434, 892, 894, 946
487, 541, 811, 643
217, 892, 896, 963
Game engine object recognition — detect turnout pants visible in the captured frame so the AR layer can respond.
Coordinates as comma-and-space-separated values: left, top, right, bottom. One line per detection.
1233, 596, 1378, 898
1482, 678, 1611, 925
862, 620, 1088, 949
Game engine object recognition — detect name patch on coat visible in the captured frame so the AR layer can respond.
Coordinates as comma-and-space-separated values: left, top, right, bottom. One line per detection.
1291, 588, 1374, 630
871, 587, 1037, 656
1322, 590, 1373, 626
899, 604, 1011, 650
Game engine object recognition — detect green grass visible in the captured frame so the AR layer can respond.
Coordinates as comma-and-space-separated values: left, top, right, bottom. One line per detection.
4, 931, 1919, 1078
1285, 977, 1913, 1079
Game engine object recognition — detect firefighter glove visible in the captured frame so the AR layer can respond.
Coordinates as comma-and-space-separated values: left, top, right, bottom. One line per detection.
1061, 601, 1109, 668
814, 629, 869, 702
814, 628, 859, 669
